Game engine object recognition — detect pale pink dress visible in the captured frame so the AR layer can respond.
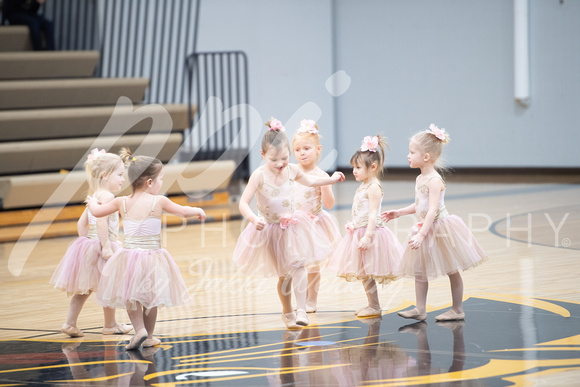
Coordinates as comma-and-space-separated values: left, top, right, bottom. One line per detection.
294, 169, 341, 267
232, 167, 333, 277
399, 176, 487, 280
50, 210, 120, 296
96, 197, 191, 310
329, 182, 403, 285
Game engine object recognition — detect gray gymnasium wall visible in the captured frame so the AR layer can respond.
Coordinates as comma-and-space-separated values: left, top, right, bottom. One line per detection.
187, 0, 580, 170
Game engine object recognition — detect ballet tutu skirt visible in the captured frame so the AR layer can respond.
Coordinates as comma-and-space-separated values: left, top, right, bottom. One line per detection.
232, 210, 333, 277
50, 237, 120, 296
307, 210, 342, 271
96, 246, 192, 310
329, 225, 403, 285
398, 215, 487, 281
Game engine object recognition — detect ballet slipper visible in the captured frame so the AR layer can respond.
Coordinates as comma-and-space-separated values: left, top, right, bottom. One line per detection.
142, 337, 161, 347
61, 324, 84, 338
142, 346, 162, 358
398, 321, 427, 334
397, 308, 427, 321
435, 320, 465, 330
305, 300, 317, 313
102, 323, 133, 335
282, 312, 300, 329
283, 329, 302, 343
435, 309, 465, 321
356, 307, 382, 318
354, 305, 369, 316
125, 329, 148, 350
295, 309, 309, 326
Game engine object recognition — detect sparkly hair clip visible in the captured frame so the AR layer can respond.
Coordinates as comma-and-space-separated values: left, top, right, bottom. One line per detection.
360, 136, 378, 152
426, 123, 447, 141
267, 118, 285, 132
87, 148, 106, 161
297, 119, 318, 134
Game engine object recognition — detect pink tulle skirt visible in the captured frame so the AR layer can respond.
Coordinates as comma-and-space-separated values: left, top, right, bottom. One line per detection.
50, 237, 120, 296
96, 248, 192, 310
308, 210, 342, 271
328, 226, 403, 285
399, 215, 487, 281
232, 210, 333, 277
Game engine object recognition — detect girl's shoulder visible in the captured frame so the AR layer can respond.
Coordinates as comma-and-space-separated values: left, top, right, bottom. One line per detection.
367, 180, 383, 195
94, 190, 115, 203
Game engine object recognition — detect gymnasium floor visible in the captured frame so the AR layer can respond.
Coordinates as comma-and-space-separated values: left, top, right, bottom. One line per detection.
1, 177, 579, 386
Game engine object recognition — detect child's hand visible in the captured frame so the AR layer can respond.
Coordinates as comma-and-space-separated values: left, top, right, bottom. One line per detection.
409, 234, 424, 250
196, 208, 207, 221
381, 210, 398, 222
331, 171, 346, 183
253, 216, 267, 231
101, 246, 114, 260
358, 234, 373, 250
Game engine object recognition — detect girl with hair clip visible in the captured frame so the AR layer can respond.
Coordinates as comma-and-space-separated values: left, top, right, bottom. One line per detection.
233, 118, 345, 329
329, 135, 403, 318
292, 119, 341, 313
51, 148, 132, 337
87, 148, 206, 350
382, 124, 487, 321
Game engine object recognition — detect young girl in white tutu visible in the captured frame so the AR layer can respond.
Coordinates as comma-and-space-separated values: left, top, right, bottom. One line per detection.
51, 149, 132, 337
329, 135, 403, 318
382, 124, 487, 321
233, 118, 345, 329
292, 119, 342, 313
88, 148, 206, 350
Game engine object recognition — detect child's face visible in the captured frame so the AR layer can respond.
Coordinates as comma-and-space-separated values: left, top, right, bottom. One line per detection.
293, 138, 320, 168
407, 140, 425, 169
148, 168, 164, 195
262, 146, 289, 174
105, 162, 125, 193
352, 161, 371, 182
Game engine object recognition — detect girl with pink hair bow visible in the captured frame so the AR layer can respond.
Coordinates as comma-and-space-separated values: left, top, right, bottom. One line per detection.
232, 118, 345, 329
328, 135, 403, 318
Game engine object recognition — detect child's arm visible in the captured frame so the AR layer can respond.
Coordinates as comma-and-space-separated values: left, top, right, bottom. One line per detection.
158, 196, 206, 220
95, 191, 115, 259
321, 184, 335, 209
77, 208, 89, 237
358, 184, 382, 250
408, 178, 444, 249
239, 170, 267, 230
87, 196, 123, 218
294, 164, 345, 187
381, 203, 415, 222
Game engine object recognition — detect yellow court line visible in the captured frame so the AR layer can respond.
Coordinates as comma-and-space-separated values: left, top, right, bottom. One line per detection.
0, 360, 151, 375
489, 347, 580, 353
502, 367, 580, 386
538, 334, 580, 346
46, 371, 134, 383
473, 293, 570, 317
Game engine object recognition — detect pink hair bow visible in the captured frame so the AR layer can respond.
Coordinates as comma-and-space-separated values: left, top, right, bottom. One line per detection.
297, 119, 318, 134
87, 148, 106, 161
268, 118, 285, 131
426, 123, 446, 141
360, 136, 378, 152
279, 213, 299, 229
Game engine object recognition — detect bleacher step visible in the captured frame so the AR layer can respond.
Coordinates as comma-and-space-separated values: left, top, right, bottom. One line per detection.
0, 26, 32, 52
0, 78, 149, 109
0, 50, 100, 80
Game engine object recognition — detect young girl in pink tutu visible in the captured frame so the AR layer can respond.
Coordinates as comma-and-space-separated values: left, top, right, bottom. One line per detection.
51, 148, 132, 337
329, 135, 403, 318
382, 124, 487, 321
87, 148, 206, 350
292, 119, 342, 313
233, 118, 345, 329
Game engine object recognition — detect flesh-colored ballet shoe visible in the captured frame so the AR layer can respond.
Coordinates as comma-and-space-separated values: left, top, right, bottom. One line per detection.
354, 305, 369, 316
295, 309, 309, 326
102, 323, 133, 335
435, 310, 465, 321
397, 308, 427, 321
125, 329, 148, 350
398, 321, 427, 334
61, 324, 84, 338
142, 337, 161, 347
282, 312, 300, 329
356, 307, 382, 318
305, 300, 317, 313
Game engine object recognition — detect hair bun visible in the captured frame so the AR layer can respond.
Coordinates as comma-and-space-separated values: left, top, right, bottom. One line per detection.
265, 117, 285, 132
426, 124, 450, 143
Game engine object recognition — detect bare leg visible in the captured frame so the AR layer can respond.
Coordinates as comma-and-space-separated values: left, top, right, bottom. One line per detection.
126, 304, 148, 350
278, 276, 293, 314
306, 268, 321, 312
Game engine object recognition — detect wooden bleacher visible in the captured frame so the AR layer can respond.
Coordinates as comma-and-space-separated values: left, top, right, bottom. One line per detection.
0, 26, 237, 242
